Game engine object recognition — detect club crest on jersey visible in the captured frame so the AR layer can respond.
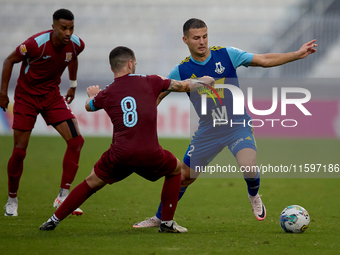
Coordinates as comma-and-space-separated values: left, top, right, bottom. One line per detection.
65, 52, 72, 62
215, 62, 225, 74
19, 44, 27, 55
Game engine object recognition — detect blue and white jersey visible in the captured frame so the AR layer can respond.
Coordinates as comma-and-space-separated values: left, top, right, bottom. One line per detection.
167, 46, 253, 134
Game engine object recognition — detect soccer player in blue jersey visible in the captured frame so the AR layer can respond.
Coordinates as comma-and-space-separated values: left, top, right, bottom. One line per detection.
134, 18, 317, 228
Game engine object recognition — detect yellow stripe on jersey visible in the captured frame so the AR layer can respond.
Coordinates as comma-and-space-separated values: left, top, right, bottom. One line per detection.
210, 46, 225, 51
180, 56, 191, 65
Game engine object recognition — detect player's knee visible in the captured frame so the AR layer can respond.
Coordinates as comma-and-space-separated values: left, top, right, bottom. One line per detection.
167, 158, 181, 176
66, 135, 84, 152
173, 159, 182, 175
236, 148, 257, 168
180, 163, 196, 187
12, 147, 26, 161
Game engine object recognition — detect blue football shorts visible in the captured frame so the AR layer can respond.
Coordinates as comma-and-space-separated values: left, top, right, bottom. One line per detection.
183, 125, 257, 168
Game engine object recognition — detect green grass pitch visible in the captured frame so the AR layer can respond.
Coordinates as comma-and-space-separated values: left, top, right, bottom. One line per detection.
0, 135, 339, 255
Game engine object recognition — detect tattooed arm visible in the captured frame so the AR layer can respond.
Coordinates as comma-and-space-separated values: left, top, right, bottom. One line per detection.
166, 76, 214, 92
156, 76, 214, 106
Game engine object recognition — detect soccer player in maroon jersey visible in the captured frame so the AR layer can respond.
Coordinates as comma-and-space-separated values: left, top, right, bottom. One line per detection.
0, 9, 85, 216
39, 46, 214, 233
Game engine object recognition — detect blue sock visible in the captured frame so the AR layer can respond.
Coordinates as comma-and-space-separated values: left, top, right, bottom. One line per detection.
244, 171, 260, 196
155, 186, 187, 219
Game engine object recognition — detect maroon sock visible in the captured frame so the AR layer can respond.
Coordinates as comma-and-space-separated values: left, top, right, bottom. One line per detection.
161, 173, 181, 221
55, 180, 95, 221
60, 136, 84, 189
7, 147, 26, 198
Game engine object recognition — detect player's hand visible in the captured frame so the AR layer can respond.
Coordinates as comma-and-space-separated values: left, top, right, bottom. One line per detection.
65, 87, 76, 104
201, 76, 215, 86
87, 85, 101, 97
0, 92, 9, 112
297, 39, 317, 59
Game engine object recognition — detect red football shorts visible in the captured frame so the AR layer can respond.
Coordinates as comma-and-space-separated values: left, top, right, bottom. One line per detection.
93, 149, 178, 184
13, 87, 75, 131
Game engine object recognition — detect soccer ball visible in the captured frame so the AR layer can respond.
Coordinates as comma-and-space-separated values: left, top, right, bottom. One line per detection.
280, 205, 310, 233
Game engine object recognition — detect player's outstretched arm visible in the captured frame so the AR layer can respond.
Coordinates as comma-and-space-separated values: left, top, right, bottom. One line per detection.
166, 76, 215, 92
0, 50, 22, 112
85, 85, 101, 112
250, 39, 317, 68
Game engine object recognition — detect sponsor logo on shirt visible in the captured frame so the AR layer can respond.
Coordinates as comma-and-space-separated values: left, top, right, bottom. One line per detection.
19, 44, 27, 55
65, 52, 72, 62
43, 55, 51, 59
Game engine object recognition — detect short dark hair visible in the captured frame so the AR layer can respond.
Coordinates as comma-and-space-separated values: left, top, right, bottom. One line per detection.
183, 18, 207, 36
109, 46, 135, 72
53, 9, 74, 21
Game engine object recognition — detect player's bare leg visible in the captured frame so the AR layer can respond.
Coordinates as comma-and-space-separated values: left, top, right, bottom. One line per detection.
5, 130, 31, 216
53, 118, 84, 215
236, 148, 266, 221
180, 161, 200, 187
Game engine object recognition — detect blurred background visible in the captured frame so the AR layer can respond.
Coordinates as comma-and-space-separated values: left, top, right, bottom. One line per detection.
0, 0, 339, 137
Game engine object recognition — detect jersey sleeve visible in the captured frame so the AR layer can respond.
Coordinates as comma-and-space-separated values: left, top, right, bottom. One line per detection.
15, 37, 36, 61
166, 65, 181, 80
70, 34, 85, 56
226, 47, 254, 69
92, 90, 105, 110
147, 75, 172, 94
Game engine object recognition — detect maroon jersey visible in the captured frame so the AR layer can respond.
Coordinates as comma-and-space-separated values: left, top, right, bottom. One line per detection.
92, 74, 171, 165
15, 30, 85, 95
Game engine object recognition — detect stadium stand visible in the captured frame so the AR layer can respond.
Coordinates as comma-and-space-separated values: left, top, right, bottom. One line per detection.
0, 0, 339, 88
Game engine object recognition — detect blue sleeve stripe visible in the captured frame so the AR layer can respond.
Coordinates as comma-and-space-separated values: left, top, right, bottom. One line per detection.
226, 47, 254, 69
24, 59, 30, 74
34, 33, 50, 48
89, 99, 99, 111
71, 34, 81, 47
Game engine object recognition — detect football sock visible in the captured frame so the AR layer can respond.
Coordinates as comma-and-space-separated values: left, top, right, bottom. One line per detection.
162, 220, 173, 227
155, 186, 187, 219
244, 171, 260, 196
60, 136, 84, 189
156, 186, 187, 219
48, 214, 60, 226
54, 180, 95, 221
160, 173, 181, 221
7, 147, 26, 198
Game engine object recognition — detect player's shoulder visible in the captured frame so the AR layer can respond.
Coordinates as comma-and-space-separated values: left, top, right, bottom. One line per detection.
179, 56, 191, 65
26, 30, 52, 47
210, 46, 226, 52
128, 74, 147, 78
225, 46, 248, 55
30, 30, 51, 39
71, 34, 85, 48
